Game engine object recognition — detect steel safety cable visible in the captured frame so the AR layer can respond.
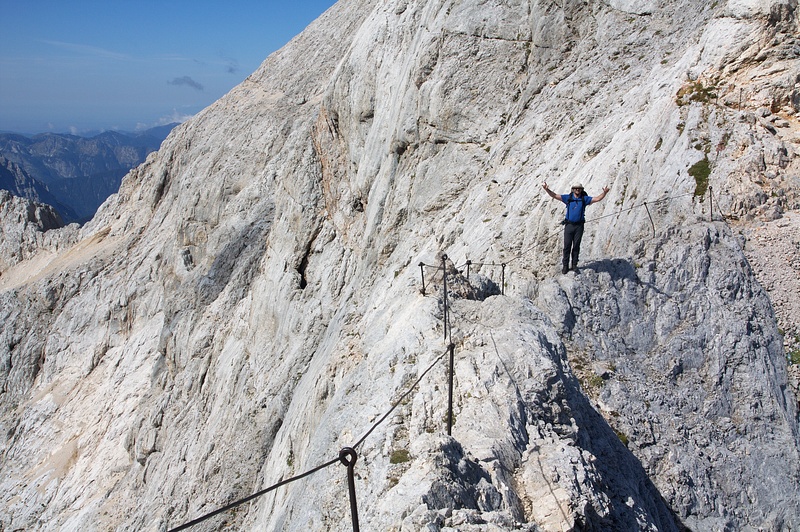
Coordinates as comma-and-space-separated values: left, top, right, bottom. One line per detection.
454, 260, 505, 270
168, 456, 341, 532
162, 191, 708, 531
500, 191, 698, 267
582, 191, 696, 224
710, 186, 730, 221
169, 345, 452, 531
351, 348, 449, 450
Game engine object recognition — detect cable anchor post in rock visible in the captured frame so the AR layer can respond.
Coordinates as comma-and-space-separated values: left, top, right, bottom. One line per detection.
466, 259, 472, 280
446, 342, 456, 436
501, 263, 506, 295
709, 185, 714, 222
419, 262, 427, 295
339, 447, 360, 532
643, 201, 656, 238
441, 254, 450, 346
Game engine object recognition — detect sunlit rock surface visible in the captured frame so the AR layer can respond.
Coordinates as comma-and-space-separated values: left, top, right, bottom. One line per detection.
1, 0, 798, 530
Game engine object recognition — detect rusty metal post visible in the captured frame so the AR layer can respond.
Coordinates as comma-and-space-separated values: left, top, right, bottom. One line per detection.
643, 201, 656, 237
442, 254, 449, 345
339, 448, 360, 532
447, 343, 455, 436
709, 185, 714, 222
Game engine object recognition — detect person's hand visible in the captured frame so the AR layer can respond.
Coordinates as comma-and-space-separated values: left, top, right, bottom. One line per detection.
543, 182, 549, 191
603, 185, 610, 194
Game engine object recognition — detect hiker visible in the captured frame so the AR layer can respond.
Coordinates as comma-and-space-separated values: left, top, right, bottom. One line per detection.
542, 182, 610, 274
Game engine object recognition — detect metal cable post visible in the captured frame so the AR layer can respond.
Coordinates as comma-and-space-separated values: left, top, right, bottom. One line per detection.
709, 185, 714, 222
441, 254, 449, 345
466, 259, 471, 280
447, 343, 456, 435
339, 447, 360, 532
419, 262, 426, 295
643, 201, 656, 237
501, 263, 506, 295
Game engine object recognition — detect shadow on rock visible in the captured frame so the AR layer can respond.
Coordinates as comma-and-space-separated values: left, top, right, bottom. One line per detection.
565, 374, 689, 531
580, 258, 639, 283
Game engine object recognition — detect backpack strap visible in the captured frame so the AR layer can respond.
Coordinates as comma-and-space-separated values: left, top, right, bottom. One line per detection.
564, 194, 587, 223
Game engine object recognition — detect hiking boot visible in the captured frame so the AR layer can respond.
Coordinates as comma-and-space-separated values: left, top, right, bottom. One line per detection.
562, 265, 569, 274
571, 265, 579, 273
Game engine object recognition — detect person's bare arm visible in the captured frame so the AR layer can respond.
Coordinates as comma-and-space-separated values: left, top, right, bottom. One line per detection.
590, 185, 610, 204
542, 182, 561, 200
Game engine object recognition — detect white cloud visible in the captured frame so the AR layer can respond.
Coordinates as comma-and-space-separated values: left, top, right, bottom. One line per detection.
135, 110, 194, 131
159, 109, 194, 125
43, 40, 132, 61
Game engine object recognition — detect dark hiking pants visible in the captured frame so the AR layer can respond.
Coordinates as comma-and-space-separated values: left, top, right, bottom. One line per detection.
562, 222, 585, 268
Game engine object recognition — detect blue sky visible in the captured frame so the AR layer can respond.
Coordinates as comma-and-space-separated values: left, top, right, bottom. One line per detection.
0, 1, 338, 134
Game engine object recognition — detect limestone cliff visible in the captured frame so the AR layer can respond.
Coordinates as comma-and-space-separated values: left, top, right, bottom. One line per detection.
1, 0, 799, 530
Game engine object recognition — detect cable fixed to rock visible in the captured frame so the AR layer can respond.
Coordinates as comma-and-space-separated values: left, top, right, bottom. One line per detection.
172, 189, 713, 531
168, 340, 451, 532
451, 191, 698, 274
340, 447, 360, 532
351, 347, 449, 450
167, 455, 340, 532
442, 254, 449, 344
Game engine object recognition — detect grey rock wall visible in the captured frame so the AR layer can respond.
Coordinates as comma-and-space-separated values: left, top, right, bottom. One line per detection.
1, 0, 798, 531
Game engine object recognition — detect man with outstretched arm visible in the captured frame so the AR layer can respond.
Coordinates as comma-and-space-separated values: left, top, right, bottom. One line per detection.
543, 182, 610, 274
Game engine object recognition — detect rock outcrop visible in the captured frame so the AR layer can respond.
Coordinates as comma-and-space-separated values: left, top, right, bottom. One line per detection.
0, 157, 75, 224
0, 189, 72, 273
1, 0, 798, 531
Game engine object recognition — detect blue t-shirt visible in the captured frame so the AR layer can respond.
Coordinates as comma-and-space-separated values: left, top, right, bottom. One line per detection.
560, 193, 592, 223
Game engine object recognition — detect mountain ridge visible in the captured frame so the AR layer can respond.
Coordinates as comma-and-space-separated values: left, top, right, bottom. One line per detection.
0, 124, 178, 223
1, 0, 798, 530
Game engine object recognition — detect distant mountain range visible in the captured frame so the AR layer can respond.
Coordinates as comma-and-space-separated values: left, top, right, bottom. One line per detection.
0, 157, 73, 222
0, 124, 178, 224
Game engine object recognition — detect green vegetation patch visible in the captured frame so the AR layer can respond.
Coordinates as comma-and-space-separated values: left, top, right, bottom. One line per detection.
587, 373, 606, 389
689, 156, 711, 197
390, 449, 411, 464
676, 81, 718, 106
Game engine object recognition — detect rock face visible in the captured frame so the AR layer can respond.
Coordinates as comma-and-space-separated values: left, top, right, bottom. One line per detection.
1, 0, 799, 531
0, 189, 73, 273
742, 211, 800, 395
